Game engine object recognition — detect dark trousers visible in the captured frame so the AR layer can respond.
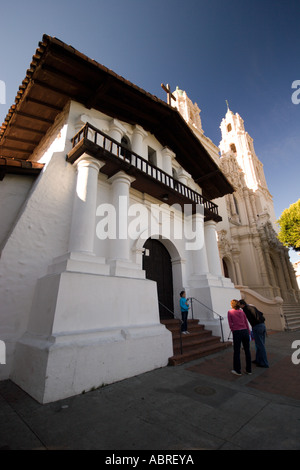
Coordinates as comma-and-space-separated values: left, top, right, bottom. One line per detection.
181, 310, 188, 332
252, 323, 269, 367
232, 329, 252, 374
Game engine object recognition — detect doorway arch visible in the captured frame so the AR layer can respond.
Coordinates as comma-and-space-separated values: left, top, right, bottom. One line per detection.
222, 256, 236, 284
143, 238, 174, 319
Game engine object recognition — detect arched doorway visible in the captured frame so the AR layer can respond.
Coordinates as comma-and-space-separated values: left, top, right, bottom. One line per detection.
143, 238, 174, 319
222, 256, 236, 284
222, 258, 230, 279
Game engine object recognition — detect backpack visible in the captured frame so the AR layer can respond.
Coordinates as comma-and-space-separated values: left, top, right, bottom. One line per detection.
254, 307, 266, 324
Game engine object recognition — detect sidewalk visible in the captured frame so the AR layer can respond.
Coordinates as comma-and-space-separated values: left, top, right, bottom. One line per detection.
0, 330, 299, 450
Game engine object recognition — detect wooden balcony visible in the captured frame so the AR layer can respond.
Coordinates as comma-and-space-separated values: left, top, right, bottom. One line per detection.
67, 123, 221, 222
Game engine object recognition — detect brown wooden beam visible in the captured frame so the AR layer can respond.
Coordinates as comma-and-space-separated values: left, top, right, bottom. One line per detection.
33, 79, 71, 97
33, 79, 88, 104
15, 111, 54, 124
0, 145, 31, 153
99, 94, 161, 127
25, 97, 64, 112
4, 136, 40, 145
10, 124, 45, 135
195, 170, 222, 184
152, 113, 174, 137
85, 78, 110, 109
0, 166, 43, 179
41, 64, 91, 92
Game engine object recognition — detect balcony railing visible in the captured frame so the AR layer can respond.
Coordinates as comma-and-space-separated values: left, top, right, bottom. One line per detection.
69, 122, 220, 219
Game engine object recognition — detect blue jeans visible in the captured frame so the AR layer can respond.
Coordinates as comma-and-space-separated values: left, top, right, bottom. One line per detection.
252, 323, 269, 367
232, 329, 252, 374
181, 310, 188, 332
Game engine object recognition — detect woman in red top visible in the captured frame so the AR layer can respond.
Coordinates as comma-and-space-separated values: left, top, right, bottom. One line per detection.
228, 299, 252, 376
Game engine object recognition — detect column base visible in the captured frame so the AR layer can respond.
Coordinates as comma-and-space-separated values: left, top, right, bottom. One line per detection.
108, 259, 145, 279
189, 273, 238, 290
186, 275, 242, 341
12, 323, 172, 404
48, 251, 110, 276
11, 270, 173, 403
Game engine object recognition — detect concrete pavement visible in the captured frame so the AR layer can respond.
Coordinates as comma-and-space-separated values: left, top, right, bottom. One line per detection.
0, 329, 299, 450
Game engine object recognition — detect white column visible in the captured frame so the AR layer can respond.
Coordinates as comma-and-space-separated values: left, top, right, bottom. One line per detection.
108, 171, 145, 279
177, 168, 191, 186
204, 220, 223, 277
131, 125, 147, 159
192, 213, 209, 275
68, 154, 105, 254
161, 146, 175, 176
108, 171, 135, 262
243, 189, 255, 224
253, 238, 269, 286
109, 119, 127, 155
233, 253, 243, 285
250, 193, 258, 220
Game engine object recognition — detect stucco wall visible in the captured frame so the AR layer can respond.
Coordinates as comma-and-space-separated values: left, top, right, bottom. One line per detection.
0, 174, 35, 249
0, 107, 75, 379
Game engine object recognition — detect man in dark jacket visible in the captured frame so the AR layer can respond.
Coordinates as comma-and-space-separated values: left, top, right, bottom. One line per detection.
239, 300, 269, 368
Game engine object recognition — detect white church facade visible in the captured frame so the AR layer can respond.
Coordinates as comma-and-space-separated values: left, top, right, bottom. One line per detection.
0, 36, 242, 403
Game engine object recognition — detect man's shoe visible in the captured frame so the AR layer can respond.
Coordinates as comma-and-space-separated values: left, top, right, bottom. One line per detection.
245, 371, 252, 375
231, 370, 242, 376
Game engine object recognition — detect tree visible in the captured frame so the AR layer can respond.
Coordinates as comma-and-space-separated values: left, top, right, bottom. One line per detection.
277, 199, 300, 251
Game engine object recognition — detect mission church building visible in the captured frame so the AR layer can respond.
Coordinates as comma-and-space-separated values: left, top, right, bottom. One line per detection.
0, 35, 243, 403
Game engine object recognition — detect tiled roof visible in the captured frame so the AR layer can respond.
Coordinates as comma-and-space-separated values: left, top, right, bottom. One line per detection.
0, 156, 44, 179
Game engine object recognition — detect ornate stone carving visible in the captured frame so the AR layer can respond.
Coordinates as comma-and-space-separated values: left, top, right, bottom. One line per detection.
172, 87, 203, 133
217, 229, 232, 257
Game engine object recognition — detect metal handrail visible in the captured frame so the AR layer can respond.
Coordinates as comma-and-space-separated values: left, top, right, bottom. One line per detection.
188, 297, 225, 343
70, 122, 220, 216
158, 301, 183, 355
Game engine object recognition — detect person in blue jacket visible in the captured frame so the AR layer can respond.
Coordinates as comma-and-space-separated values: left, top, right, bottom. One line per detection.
179, 291, 190, 334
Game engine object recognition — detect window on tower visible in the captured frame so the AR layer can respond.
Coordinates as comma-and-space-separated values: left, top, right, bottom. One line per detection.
233, 195, 240, 217
227, 123, 232, 132
230, 143, 237, 153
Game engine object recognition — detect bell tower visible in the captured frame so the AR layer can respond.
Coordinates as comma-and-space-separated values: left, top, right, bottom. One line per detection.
219, 104, 277, 229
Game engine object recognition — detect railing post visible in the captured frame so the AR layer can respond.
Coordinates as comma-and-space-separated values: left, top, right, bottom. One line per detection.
189, 296, 225, 343
83, 123, 88, 140
220, 317, 224, 343
190, 297, 194, 320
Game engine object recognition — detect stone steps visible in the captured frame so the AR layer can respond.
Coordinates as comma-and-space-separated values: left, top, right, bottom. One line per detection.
282, 303, 300, 331
161, 319, 231, 366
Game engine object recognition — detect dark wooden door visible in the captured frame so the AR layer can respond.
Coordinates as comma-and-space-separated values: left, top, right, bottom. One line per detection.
143, 238, 174, 319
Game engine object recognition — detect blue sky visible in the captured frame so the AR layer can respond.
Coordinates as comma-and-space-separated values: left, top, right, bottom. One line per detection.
0, 0, 299, 262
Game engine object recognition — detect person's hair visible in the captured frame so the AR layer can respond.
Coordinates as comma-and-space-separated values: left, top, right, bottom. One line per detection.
239, 299, 246, 306
180, 291, 185, 297
230, 299, 240, 310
